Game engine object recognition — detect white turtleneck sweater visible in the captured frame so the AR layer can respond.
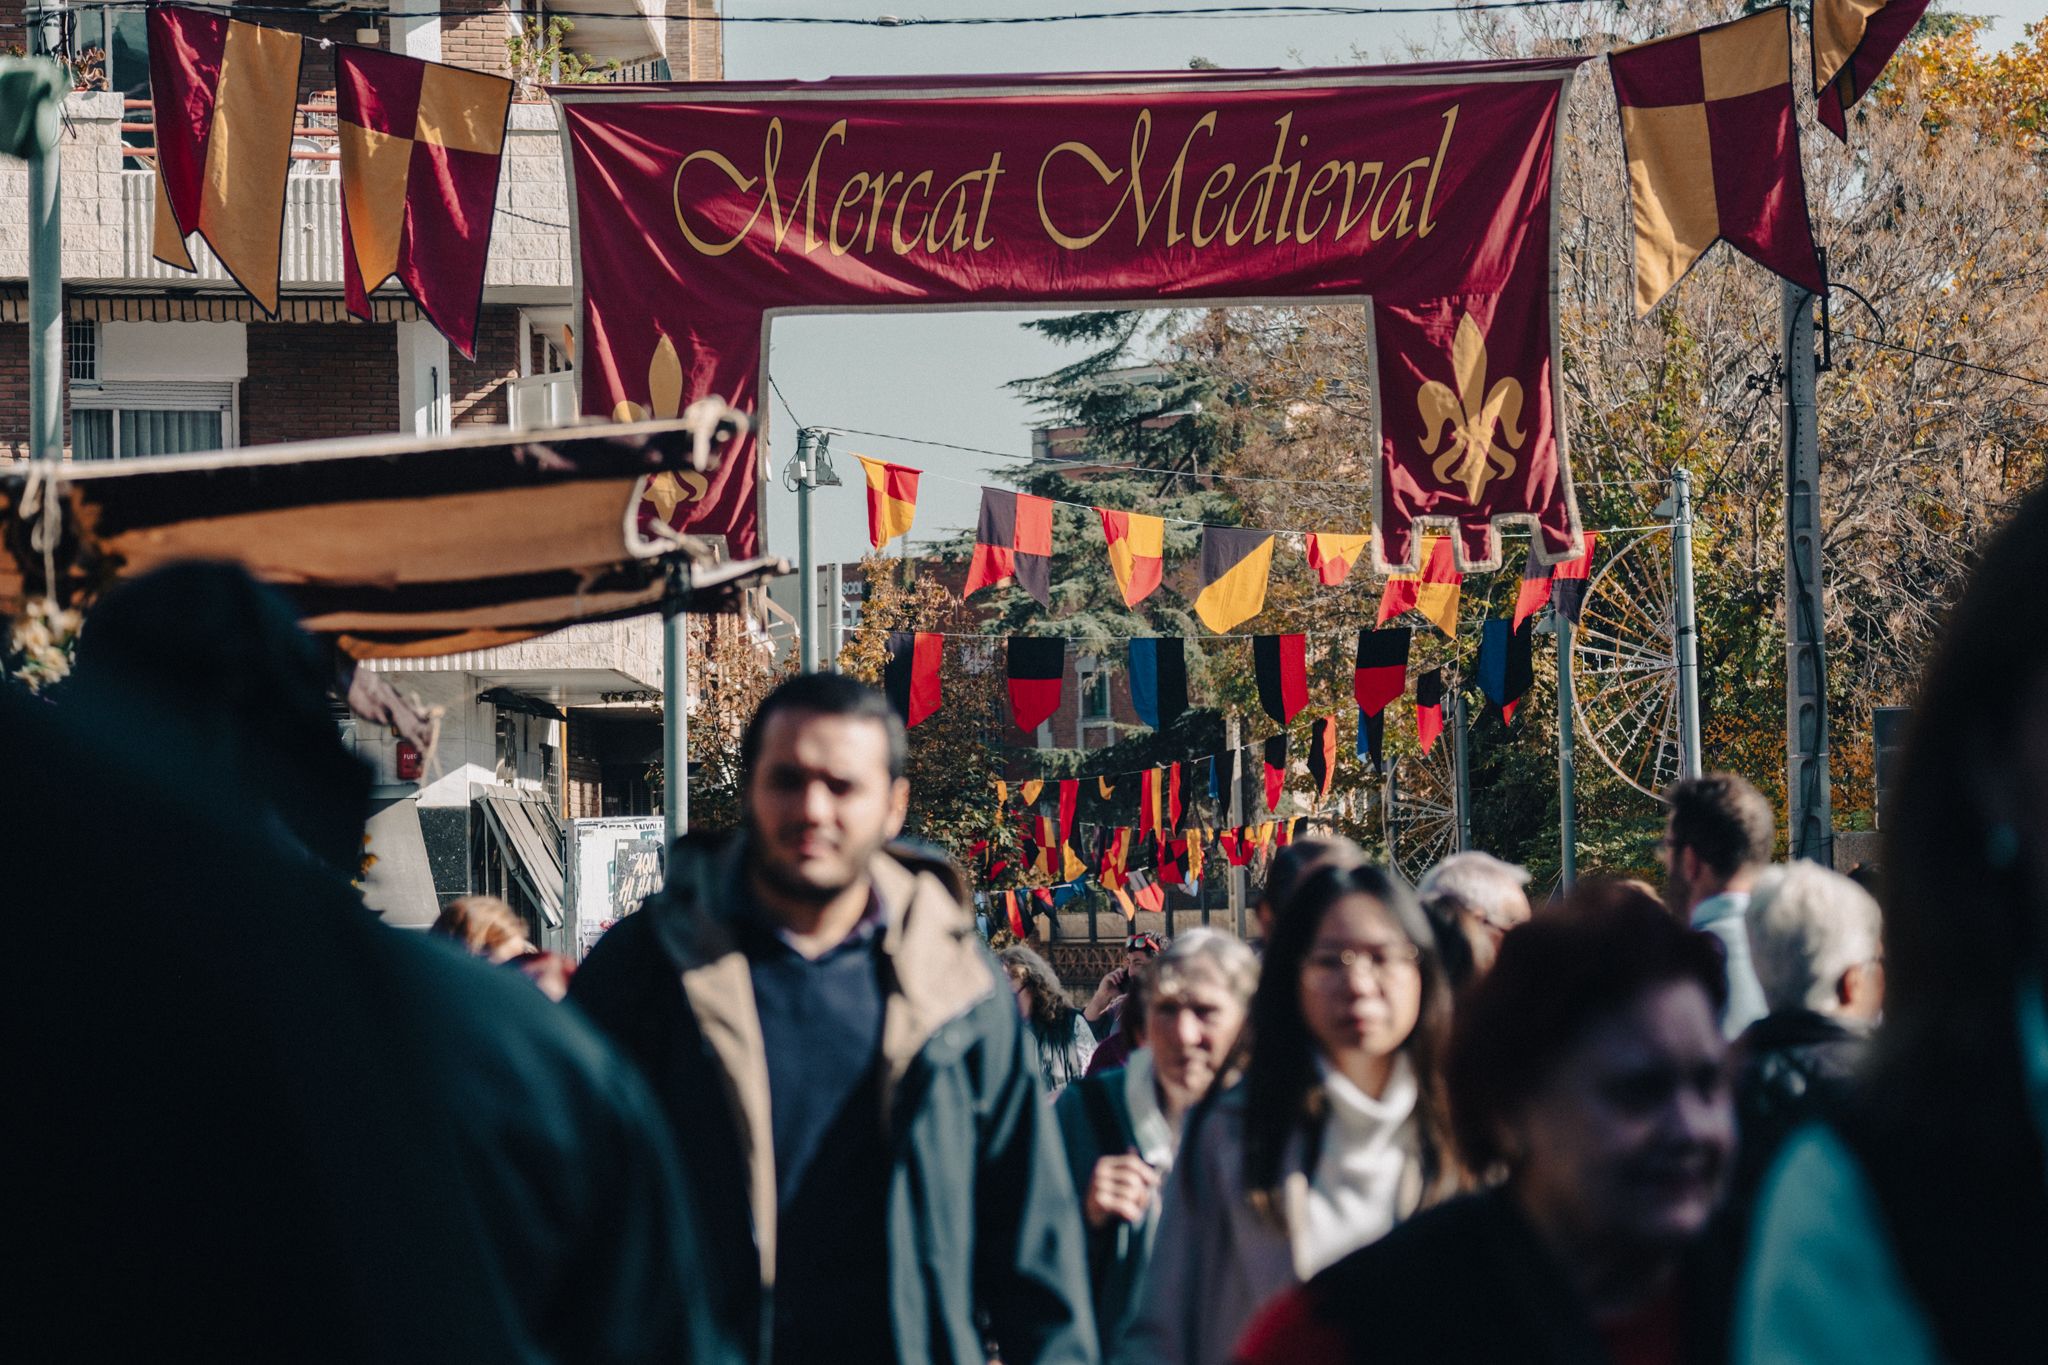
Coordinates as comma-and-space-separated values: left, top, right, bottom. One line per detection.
1294, 1052, 1420, 1278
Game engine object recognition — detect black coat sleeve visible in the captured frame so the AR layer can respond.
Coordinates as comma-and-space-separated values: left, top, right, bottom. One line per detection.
975, 997, 1102, 1365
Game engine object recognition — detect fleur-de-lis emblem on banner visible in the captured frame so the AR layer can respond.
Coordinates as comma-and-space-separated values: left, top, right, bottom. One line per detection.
615, 334, 709, 515
1417, 315, 1525, 503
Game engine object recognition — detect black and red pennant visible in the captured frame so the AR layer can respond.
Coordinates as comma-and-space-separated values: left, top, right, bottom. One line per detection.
1513, 531, 1598, 630
965, 487, 1055, 607
1057, 778, 1079, 842
1263, 733, 1287, 812
1416, 668, 1446, 755
1308, 715, 1338, 804
1006, 635, 1066, 732
1254, 633, 1309, 726
1355, 627, 1411, 716
883, 630, 943, 727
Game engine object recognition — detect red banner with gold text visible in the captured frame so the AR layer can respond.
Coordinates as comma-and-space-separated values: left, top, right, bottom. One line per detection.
560, 63, 1588, 566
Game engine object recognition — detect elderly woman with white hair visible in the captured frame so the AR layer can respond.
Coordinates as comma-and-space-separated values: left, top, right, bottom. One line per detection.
1415, 851, 1533, 990
1052, 929, 1258, 1362
1729, 861, 1885, 1206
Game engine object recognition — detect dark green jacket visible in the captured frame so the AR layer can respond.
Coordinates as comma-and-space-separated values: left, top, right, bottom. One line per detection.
1053, 1069, 1157, 1362
572, 833, 1098, 1365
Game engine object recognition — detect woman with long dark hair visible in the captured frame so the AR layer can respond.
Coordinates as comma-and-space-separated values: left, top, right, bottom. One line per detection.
1736, 484, 2048, 1363
1123, 864, 1460, 1365
1001, 943, 1096, 1094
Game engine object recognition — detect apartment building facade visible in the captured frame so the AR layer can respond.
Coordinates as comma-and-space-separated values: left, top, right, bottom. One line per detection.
0, 0, 721, 941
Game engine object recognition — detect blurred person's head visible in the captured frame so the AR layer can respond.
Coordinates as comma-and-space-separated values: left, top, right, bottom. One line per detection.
1253, 835, 1366, 938
1417, 851, 1534, 990
1662, 773, 1775, 917
59, 562, 371, 879
1125, 928, 1257, 1115
1000, 943, 1072, 1032
1744, 862, 1884, 1020
1447, 880, 1733, 1268
1243, 864, 1459, 1217
431, 895, 536, 963
740, 673, 908, 910
1882, 482, 2048, 1094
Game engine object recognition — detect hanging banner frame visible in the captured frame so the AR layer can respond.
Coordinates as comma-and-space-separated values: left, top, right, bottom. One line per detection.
555, 60, 1590, 570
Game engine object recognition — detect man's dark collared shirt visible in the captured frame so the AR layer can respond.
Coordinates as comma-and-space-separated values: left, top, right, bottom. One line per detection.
740, 890, 893, 1365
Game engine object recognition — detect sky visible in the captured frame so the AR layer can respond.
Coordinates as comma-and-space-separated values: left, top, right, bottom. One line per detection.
725, 2, 2048, 568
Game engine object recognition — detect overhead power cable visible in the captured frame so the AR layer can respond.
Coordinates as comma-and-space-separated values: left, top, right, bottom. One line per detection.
18, 0, 1606, 26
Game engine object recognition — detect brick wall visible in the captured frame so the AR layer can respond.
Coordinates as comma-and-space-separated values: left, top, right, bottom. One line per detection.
443, 0, 511, 76
667, 0, 723, 80
241, 322, 397, 445
0, 322, 71, 458
451, 304, 519, 427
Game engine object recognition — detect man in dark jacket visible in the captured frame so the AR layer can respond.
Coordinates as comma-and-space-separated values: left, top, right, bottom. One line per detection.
572, 672, 1096, 1365
7, 565, 732, 1364
1729, 862, 1884, 1202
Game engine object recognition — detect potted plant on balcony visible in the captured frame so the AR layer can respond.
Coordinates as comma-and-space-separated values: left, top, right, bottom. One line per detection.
506, 17, 620, 101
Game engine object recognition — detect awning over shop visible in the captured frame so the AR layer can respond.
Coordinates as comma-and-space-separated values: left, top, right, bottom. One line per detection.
359, 796, 440, 929
478, 794, 565, 929
478, 686, 568, 721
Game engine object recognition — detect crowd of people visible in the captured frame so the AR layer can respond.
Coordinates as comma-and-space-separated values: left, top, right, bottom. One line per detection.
18, 483, 2048, 1361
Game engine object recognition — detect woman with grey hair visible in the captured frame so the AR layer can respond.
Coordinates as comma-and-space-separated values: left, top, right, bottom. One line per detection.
1052, 930, 1258, 1360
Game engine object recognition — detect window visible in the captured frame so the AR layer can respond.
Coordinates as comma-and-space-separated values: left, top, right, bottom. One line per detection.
71, 380, 235, 460
1081, 670, 1111, 720
68, 319, 98, 383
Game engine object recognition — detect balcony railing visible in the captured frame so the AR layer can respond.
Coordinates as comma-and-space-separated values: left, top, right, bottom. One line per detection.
117, 169, 345, 285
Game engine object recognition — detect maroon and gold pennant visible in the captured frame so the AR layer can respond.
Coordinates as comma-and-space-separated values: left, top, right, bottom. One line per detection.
1610, 8, 1826, 314
337, 46, 512, 358
149, 6, 302, 314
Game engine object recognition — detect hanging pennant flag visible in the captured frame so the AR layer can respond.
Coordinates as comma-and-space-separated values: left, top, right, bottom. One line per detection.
1099, 827, 1133, 890
966, 488, 1055, 606
1306, 532, 1371, 587
1062, 840, 1088, 882
1098, 774, 1118, 801
1194, 528, 1276, 633
1254, 634, 1310, 726
1358, 709, 1387, 773
1477, 617, 1537, 725
1004, 890, 1027, 939
1308, 716, 1339, 804
883, 631, 943, 728
1098, 508, 1166, 607
336, 46, 513, 358
1057, 779, 1079, 843
1416, 668, 1446, 755
1131, 873, 1168, 914
1020, 778, 1045, 806
1813, 0, 1931, 140
1217, 827, 1250, 867
1127, 637, 1189, 731
1139, 767, 1164, 841
1007, 637, 1066, 733
1185, 828, 1205, 884
1263, 734, 1287, 813
1610, 8, 1826, 315
1158, 836, 1187, 888
1377, 533, 1461, 637
1276, 816, 1303, 848
1355, 627, 1412, 717
1512, 542, 1555, 632
148, 5, 303, 315
855, 456, 922, 548
1553, 531, 1598, 626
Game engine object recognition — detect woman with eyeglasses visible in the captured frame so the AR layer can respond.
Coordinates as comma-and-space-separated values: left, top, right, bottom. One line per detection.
1121, 864, 1462, 1365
